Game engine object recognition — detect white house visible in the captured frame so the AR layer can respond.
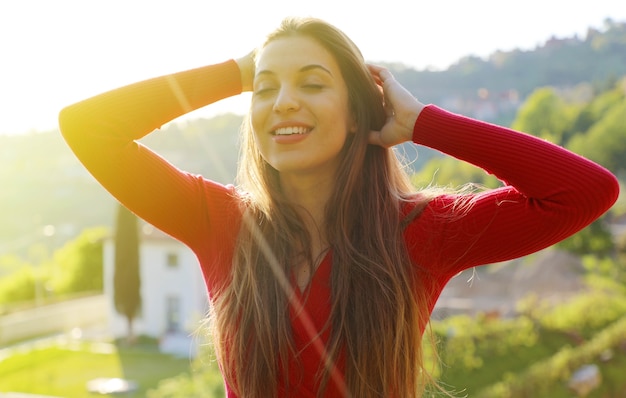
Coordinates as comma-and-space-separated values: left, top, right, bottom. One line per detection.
102, 223, 210, 357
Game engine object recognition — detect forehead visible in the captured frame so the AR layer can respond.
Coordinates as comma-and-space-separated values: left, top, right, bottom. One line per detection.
255, 36, 340, 75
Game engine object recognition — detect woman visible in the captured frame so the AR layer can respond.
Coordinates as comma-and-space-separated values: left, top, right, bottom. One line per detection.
59, 17, 619, 398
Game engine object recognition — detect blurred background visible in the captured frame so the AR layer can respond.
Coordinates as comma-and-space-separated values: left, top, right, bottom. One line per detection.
1, 1, 625, 397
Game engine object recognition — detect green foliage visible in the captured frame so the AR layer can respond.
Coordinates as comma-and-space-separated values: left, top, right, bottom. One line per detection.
49, 227, 107, 295
114, 204, 141, 333
478, 315, 626, 398
0, 227, 106, 311
520, 290, 626, 336
411, 156, 501, 190
618, 231, 626, 264
583, 82, 625, 124
568, 94, 626, 175
0, 254, 31, 276
511, 87, 578, 145
582, 255, 626, 292
147, 371, 225, 398
0, 265, 39, 304
434, 315, 539, 380
433, 288, 626, 397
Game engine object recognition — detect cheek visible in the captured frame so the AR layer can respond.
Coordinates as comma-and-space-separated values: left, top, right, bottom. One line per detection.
249, 96, 274, 127
334, 102, 355, 137
331, 93, 354, 131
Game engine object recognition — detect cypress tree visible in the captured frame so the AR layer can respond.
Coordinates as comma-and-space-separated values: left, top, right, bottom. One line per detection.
113, 203, 141, 343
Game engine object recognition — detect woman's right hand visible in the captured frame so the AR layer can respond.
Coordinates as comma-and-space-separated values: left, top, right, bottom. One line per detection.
236, 51, 255, 92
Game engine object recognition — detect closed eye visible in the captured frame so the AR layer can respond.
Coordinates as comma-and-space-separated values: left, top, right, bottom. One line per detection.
302, 84, 324, 90
253, 88, 276, 96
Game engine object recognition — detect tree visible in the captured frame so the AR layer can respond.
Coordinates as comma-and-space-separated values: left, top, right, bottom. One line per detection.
113, 203, 141, 343
568, 94, 626, 176
49, 227, 107, 295
0, 266, 37, 305
510, 87, 577, 145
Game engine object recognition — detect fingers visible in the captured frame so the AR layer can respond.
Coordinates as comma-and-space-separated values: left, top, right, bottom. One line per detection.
367, 65, 383, 85
367, 64, 394, 86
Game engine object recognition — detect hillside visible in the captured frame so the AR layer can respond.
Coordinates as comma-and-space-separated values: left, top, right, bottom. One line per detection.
391, 18, 626, 126
1, 19, 625, 257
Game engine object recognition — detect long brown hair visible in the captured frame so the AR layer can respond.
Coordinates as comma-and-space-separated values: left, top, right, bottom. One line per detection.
211, 17, 435, 397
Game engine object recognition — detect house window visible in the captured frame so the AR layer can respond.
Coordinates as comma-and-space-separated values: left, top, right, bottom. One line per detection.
166, 252, 179, 268
166, 296, 181, 332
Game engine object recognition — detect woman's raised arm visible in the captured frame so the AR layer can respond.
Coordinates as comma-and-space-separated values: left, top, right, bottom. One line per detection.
58, 60, 243, 247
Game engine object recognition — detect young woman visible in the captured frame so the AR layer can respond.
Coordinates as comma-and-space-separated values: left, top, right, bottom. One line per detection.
59, 17, 619, 398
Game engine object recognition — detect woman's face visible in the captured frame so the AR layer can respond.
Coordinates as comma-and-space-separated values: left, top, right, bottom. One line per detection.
250, 35, 354, 178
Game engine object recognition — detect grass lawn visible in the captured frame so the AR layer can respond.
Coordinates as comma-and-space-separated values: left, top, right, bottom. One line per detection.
0, 337, 193, 397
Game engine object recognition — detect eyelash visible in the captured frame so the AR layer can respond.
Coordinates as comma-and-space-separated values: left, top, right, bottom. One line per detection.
254, 88, 275, 96
253, 84, 325, 97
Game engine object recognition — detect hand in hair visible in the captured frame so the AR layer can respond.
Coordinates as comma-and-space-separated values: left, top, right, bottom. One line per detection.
367, 64, 425, 148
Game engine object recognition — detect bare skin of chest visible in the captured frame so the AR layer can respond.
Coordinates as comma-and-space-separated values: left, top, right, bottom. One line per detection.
293, 247, 329, 293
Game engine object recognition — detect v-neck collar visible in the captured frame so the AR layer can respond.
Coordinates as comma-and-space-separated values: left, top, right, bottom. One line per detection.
293, 250, 332, 297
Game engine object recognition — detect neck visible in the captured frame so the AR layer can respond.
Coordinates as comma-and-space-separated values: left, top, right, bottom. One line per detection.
280, 171, 334, 291
279, 170, 335, 246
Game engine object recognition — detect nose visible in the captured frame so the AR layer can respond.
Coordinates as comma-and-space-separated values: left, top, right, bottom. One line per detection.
272, 86, 300, 113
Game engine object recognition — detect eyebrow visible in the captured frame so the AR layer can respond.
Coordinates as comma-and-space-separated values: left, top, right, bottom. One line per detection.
255, 64, 333, 78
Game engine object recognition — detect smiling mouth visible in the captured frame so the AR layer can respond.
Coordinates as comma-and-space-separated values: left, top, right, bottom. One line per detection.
273, 126, 311, 136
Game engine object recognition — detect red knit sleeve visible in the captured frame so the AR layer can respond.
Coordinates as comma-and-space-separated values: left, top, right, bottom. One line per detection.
405, 105, 620, 279
58, 60, 243, 255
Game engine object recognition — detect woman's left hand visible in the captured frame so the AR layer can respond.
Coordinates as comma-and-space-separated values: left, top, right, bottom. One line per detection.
367, 65, 425, 148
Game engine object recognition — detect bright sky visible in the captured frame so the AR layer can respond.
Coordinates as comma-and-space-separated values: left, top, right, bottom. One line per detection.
2, 0, 625, 135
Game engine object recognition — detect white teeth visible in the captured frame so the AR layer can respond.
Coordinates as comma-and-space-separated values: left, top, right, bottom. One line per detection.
274, 126, 309, 135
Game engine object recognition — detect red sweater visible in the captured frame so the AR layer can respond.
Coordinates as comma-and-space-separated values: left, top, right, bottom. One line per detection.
59, 60, 619, 397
